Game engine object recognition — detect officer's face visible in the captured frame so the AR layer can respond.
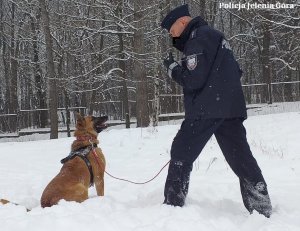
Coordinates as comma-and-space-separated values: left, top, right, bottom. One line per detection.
169, 18, 186, 37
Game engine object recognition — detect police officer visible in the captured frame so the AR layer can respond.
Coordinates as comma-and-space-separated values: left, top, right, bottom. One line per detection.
161, 4, 272, 217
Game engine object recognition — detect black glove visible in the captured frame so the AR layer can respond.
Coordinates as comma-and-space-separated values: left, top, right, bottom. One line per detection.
163, 52, 176, 70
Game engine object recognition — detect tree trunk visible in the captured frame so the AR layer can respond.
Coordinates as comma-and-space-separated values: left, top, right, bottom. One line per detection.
261, 11, 272, 104
116, 1, 130, 128
133, 1, 149, 127
119, 33, 130, 128
152, 0, 165, 127
9, 2, 19, 132
39, 0, 58, 139
89, 19, 105, 115
284, 68, 293, 102
31, 10, 48, 128
64, 89, 71, 137
1, 17, 10, 114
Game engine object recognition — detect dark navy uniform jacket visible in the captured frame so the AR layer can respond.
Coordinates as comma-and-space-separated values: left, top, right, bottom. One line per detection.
170, 17, 247, 120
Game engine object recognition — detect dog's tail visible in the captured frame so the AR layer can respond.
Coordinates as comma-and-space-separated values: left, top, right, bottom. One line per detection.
1, 199, 31, 212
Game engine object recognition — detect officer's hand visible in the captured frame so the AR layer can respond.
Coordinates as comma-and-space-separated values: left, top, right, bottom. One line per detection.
163, 52, 176, 70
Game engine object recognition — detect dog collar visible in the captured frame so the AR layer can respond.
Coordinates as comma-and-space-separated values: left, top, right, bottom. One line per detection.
76, 135, 96, 142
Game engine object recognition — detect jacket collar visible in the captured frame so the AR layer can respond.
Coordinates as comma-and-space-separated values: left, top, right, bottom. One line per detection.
181, 16, 208, 40
172, 16, 208, 52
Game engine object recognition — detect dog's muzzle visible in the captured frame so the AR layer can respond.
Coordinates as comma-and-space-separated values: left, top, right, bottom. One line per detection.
93, 115, 108, 133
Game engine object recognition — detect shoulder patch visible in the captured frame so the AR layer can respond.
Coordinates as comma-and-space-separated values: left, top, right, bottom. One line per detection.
186, 54, 197, 71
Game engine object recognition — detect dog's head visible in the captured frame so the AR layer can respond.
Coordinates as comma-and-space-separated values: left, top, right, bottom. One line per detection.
75, 113, 108, 137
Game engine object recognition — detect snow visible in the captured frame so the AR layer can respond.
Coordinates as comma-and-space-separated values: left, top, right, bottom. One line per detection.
1, 112, 300, 231
246, 101, 300, 116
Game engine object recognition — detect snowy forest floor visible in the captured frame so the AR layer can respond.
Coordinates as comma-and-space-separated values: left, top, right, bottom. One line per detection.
0, 111, 300, 231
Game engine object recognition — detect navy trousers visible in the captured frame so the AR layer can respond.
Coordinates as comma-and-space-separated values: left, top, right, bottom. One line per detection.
167, 118, 272, 216
171, 118, 265, 183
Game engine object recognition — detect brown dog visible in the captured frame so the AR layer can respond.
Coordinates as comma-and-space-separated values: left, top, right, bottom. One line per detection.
40, 113, 108, 208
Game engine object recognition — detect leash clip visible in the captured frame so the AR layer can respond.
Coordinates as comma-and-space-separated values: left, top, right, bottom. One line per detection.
89, 139, 94, 148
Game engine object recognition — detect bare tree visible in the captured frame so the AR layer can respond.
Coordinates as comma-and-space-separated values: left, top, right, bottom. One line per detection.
115, 0, 130, 128
0, 0, 299, 134
39, 0, 58, 139
133, 0, 150, 127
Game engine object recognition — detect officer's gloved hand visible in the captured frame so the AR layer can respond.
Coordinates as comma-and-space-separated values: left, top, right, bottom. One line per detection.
163, 52, 178, 78
163, 52, 175, 69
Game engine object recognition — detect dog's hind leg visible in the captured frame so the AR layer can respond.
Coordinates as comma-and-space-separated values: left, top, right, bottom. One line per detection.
41, 183, 88, 207
64, 183, 89, 203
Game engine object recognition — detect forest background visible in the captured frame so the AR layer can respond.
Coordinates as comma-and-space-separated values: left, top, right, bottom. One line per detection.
0, 0, 299, 138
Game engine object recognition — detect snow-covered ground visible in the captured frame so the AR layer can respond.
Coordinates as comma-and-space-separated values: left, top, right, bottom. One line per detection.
246, 101, 300, 116
0, 112, 300, 231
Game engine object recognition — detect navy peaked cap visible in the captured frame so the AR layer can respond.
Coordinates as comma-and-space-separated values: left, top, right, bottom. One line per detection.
161, 4, 191, 31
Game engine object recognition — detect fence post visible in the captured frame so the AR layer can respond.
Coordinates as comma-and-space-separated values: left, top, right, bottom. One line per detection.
125, 113, 130, 128
16, 110, 20, 136
268, 83, 273, 104
66, 107, 71, 137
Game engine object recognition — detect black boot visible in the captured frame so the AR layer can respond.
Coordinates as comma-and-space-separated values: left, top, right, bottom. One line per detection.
240, 179, 272, 218
163, 159, 193, 207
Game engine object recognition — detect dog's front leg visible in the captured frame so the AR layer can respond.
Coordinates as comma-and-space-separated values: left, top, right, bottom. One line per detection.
95, 176, 104, 196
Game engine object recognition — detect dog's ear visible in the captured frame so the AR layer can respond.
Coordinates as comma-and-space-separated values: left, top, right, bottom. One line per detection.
75, 112, 84, 121
75, 112, 85, 128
